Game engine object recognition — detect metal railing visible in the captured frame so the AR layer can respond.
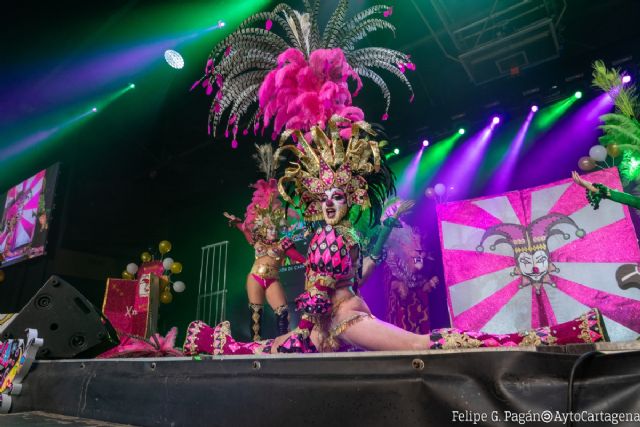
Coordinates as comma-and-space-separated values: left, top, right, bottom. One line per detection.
196, 241, 229, 325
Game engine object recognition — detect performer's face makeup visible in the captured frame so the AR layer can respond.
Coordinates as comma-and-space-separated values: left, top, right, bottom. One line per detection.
517, 251, 549, 281
321, 188, 348, 225
265, 225, 277, 242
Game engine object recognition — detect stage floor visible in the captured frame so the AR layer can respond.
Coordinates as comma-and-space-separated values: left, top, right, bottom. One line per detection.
7, 342, 640, 427
0, 411, 134, 426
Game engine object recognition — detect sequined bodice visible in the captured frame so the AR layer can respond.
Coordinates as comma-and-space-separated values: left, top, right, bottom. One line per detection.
254, 240, 285, 260
306, 224, 354, 279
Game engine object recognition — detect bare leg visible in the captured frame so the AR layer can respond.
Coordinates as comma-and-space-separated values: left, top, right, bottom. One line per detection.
265, 281, 287, 310
246, 274, 265, 305
332, 296, 429, 351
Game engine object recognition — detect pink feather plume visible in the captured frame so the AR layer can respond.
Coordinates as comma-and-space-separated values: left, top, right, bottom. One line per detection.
257, 48, 364, 137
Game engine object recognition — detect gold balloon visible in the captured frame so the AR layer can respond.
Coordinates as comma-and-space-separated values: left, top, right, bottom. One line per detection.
0, 270, 5, 283
160, 291, 173, 304
160, 276, 170, 292
141, 252, 152, 263
122, 271, 134, 280
158, 240, 172, 255
170, 262, 183, 274
578, 156, 596, 171
607, 144, 621, 158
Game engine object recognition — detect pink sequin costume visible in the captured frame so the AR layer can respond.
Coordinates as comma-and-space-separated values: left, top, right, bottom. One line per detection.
183, 1, 609, 356
230, 146, 306, 341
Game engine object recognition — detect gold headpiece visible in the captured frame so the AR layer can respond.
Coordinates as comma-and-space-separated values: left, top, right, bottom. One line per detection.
275, 116, 382, 221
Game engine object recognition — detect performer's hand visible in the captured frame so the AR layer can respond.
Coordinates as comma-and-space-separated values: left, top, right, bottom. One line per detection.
393, 200, 416, 219
571, 171, 598, 193
425, 276, 439, 291
223, 212, 242, 226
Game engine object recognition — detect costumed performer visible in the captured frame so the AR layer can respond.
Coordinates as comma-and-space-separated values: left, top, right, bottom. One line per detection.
183, 1, 607, 355
223, 145, 305, 340
381, 199, 438, 334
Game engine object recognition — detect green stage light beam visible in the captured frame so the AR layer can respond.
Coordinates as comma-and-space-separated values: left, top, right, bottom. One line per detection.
535, 94, 579, 131
400, 131, 464, 198
0, 83, 135, 167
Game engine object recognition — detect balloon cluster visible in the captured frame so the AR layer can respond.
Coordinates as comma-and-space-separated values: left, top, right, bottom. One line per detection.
578, 144, 620, 171
424, 183, 454, 203
121, 240, 186, 304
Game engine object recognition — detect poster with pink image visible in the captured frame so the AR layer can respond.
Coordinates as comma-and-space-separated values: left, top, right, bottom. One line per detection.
437, 168, 640, 342
0, 164, 59, 267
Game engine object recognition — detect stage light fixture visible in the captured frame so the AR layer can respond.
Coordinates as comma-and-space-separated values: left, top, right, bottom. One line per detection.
422, 139, 429, 147
393, 148, 400, 155
218, 20, 226, 27
129, 83, 136, 89
164, 50, 184, 69
574, 91, 583, 99
622, 75, 632, 84
492, 116, 501, 125
458, 128, 466, 135
531, 105, 539, 112
91, 107, 97, 112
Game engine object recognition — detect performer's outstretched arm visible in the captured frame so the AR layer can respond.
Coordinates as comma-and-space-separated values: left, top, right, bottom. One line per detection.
223, 212, 253, 244
282, 239, 306, 264
572, 171, 640, 209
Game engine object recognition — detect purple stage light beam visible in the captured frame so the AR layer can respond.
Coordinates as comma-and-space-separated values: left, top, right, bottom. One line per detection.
486, 109, 535, 194
0, 110, 95, 161
397, 146, 425, 198
515, 92, 614, 189
434, 123, 496, 200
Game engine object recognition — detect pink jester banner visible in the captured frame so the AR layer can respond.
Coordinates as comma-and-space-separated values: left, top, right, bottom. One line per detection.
437, 168, 640, 341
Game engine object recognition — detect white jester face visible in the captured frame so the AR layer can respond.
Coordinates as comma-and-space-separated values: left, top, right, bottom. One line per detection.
517, 250, 549, 282
321, 188, 349, 225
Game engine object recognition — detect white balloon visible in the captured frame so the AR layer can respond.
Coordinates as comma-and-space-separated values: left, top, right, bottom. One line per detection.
172, 281, 186, 293
434, 183, 446, 196
162, 258, 174, 270
589, 145, 607, 162
126, 263, 138, 275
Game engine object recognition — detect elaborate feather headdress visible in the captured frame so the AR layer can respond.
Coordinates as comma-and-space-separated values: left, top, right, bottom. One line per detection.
275, 115, 394, 223
194, 1, 414, 146
243, 145, 287, 239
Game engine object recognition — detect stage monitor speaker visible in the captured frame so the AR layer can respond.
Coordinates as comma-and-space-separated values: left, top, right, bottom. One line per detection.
1, 275, 119, 359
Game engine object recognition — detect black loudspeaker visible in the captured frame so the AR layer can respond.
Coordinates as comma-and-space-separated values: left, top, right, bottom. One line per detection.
2, 275, 119, 359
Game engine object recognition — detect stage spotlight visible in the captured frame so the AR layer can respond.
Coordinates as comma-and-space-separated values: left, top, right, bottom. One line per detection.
622, 75, 632, 84
218, 20, 226, 28
422, 139, 429, 147
91, 107, 97, 112
164, 49, 184, 69
458, 128, 466, 135
393, 148, 400, 155
531, 105, 539, 112
574, 91, 583, 99
129, 83, 136, 89
491, 116, 501, 125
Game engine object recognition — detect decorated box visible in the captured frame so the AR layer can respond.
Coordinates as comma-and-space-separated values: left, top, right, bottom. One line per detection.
102, 273, 160, 339
437, 168, 640, 341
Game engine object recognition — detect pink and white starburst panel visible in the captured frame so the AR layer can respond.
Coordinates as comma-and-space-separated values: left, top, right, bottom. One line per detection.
437, 168, 640, 341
